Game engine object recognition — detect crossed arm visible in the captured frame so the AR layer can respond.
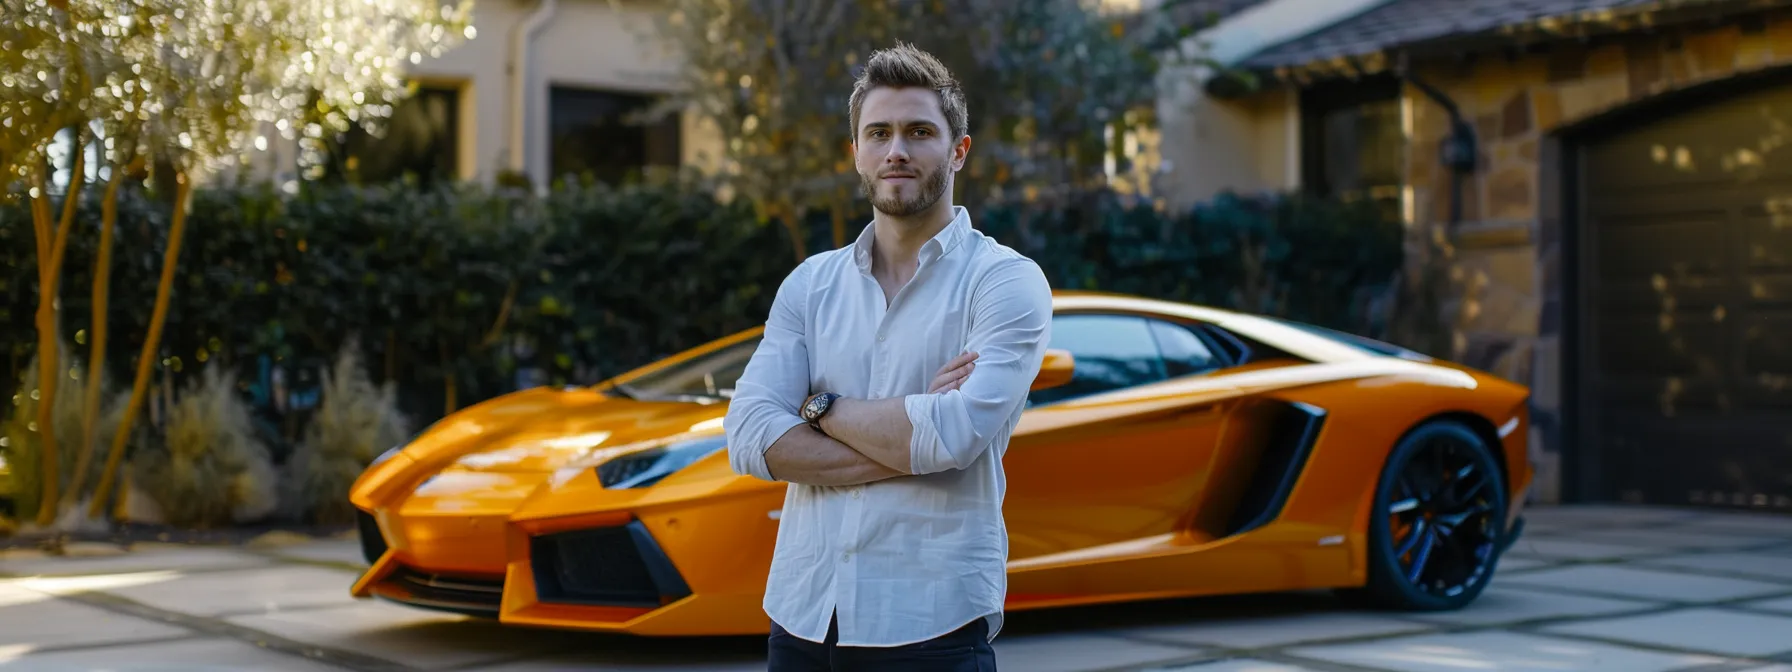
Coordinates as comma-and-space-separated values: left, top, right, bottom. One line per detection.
724, 258, 1053, 485
732, 354, 979, 487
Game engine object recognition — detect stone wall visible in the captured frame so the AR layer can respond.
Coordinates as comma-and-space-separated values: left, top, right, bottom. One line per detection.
1399, 11, 1792, 503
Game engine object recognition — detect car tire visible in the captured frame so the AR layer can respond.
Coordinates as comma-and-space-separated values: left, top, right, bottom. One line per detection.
1350, 419, 1508, 611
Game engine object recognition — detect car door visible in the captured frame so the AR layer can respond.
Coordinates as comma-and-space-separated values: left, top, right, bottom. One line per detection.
1002, 312, 1248, 566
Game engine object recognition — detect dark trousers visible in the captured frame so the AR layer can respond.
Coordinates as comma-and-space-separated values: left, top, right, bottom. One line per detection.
767, 613, 996, 671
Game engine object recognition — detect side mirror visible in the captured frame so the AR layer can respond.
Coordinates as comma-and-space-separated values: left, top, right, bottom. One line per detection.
1031, 349, 1075, 391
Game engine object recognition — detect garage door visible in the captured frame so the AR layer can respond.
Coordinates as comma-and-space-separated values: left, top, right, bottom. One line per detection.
1581, 80, 1792, 512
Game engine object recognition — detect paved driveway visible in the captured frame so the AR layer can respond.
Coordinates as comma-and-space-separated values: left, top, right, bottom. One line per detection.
3, 504, 1791, 671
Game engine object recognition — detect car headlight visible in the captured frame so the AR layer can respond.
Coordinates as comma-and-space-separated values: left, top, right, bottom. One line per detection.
596, 435, 727, 489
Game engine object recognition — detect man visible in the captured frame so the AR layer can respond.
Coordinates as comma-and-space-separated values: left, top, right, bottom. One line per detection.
723, 42, 1054, 671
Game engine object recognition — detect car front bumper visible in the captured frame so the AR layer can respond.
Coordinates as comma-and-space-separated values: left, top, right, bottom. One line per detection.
350, 470, 785, 637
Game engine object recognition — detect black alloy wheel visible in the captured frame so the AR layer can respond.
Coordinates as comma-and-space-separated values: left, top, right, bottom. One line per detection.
1350, 419, 1508, 611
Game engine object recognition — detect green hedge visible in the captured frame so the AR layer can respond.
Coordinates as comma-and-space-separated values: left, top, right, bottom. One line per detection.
1, 176, 1404, 461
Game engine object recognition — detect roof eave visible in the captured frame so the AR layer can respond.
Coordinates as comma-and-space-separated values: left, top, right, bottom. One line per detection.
1207, 0, 1790, 96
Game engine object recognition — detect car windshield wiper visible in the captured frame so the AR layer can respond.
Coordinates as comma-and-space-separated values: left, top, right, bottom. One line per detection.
606, 383, 641, 400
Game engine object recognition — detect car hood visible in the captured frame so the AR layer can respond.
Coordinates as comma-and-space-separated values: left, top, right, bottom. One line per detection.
409, 386, 731, 475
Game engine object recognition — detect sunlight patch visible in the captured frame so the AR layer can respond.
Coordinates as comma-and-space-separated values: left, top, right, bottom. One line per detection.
14, 570, 183, 594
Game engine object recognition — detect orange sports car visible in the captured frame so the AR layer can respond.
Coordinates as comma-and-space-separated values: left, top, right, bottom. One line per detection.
346, 291, 1533, 636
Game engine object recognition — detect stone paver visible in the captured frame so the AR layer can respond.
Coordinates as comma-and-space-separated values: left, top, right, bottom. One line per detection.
1491, 556, 1558, 573
1111, 611, 1436, 650
0, 587, 193, 650
1152, 660, 1322, 671
0, 636, 348, 671
1537, 607, 1792, 658
1737, 595, 1792, 616
1635, 551, 1792, 582
81, 565, 365, 617
0, 503, 1786, 671
224, 600, 590, 670
480, 654, 765, 672
460, 633, 767, 672
1503, 537, 1671, 561
5, 569, 193, 599
1680, 514, 1792, 537
252, 538, 368, 568
1750, 541, 1792, 557
1286, 630, 1729, 671
484, 661, 762, 671
1557, 527, 1785, 551
0, 544, 272, 577
993, 632, 1205, 672
1498, 564, 1792, 603
1522, 505, 1711, 527
0, 582, 47, 609
1396, 586, 1660, 626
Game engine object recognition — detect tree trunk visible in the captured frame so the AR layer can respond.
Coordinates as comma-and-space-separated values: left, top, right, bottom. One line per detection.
777, 201, 807, 261
29, 184, 60, 527
65, 168, 124, 512
89, 172, 191, 519
31, 135, 83, 526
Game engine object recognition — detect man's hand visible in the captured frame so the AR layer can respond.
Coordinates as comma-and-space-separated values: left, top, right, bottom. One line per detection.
929, 351, 978, 393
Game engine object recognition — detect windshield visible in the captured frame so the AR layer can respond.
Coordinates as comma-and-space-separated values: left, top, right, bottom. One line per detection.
607, 336, 763, 403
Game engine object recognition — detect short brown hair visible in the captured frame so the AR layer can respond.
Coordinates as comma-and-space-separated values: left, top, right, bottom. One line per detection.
847, 42, 969, 142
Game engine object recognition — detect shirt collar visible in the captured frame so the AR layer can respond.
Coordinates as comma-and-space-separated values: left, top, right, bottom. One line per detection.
852, 205, 972, 275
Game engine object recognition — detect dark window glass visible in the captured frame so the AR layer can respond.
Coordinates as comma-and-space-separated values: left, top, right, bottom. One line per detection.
1300, 76, 1404, 223
320, 85, 460, 185
549, 86, 681, 185
1151, 320, 1221, 377
1028, 314, 1168, 406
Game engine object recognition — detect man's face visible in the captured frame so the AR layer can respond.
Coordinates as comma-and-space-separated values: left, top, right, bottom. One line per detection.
853, 86, 969, 218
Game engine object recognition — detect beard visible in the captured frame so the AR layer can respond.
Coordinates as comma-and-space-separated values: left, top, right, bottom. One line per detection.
860, 164, 950, 217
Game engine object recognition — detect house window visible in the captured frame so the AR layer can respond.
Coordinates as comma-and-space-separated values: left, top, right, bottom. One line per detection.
1299, 76, 1404, 220
320, 84, 461, 185
548, 86, 681, 185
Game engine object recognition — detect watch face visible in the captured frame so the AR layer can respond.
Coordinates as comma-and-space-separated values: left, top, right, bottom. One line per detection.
804, 393, 833, 422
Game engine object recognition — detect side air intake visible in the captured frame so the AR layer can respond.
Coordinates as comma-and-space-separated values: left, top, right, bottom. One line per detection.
1224, 401, 1327, 536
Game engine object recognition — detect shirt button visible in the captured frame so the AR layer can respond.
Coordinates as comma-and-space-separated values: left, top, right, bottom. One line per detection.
852, 489, 861, 499
841, 552, 851, 563
878, 334, 886, 342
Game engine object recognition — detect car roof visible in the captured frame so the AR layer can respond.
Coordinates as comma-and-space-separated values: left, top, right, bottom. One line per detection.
609, 291, 1407, 388
1049, 289, 1247, 322
1047, 290, 1382, 364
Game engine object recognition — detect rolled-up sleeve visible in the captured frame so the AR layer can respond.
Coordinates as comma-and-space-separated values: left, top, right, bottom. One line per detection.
905, 258, 1053, 475
724, 259, 815, 482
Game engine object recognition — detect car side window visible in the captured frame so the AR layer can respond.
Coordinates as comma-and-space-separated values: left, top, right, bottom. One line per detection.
1150, 320, 1221, 377
1027, 314, 1168, 406
1027, 313, 1232, 407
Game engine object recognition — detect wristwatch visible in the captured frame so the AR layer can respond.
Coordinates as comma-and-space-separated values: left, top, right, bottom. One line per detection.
801, 392, 841, 427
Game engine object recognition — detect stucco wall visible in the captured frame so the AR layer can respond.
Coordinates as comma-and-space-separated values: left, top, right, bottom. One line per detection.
412, 0, 723, 184
223, 0, 723, 187
1399, 14, 1792, 503
1155, 85, 1300, 208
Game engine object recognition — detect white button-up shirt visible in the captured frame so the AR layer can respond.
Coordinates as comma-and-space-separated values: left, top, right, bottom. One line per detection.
724, 205, 1053, 647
